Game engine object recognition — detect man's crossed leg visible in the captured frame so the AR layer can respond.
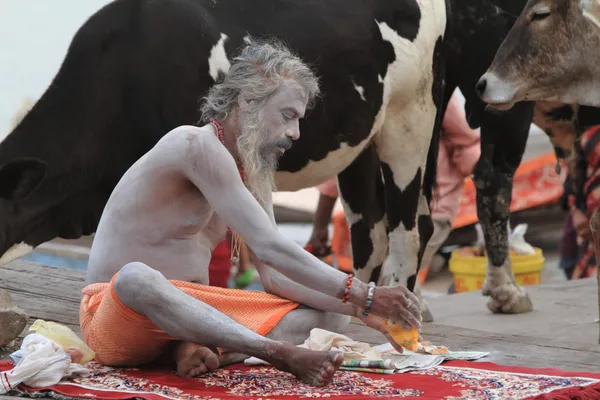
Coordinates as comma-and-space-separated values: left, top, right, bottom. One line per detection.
83, 262, 347, 387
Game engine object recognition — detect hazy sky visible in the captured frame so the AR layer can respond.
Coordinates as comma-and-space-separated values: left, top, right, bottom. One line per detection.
0, 1, 112, 138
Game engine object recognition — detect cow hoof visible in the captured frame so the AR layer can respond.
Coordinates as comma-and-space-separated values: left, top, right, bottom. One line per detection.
482, 264, 533, 314
484, 285, 533, 314
0, 308, 28, 347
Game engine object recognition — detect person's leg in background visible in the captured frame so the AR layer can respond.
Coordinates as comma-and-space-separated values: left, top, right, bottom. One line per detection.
305, 178, 339, 258
418, 218, 453, 282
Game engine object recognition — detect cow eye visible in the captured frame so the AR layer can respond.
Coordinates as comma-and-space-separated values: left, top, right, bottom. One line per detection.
531, 10, 550, 21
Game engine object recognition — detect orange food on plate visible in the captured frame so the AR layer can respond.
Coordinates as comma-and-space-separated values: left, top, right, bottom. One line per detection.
383, 320, 419, 351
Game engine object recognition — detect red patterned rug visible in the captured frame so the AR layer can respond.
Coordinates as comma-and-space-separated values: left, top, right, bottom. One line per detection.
2, 359, 599, 400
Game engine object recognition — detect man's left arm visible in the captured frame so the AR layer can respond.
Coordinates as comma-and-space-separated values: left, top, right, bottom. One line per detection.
253, 192, 361, 316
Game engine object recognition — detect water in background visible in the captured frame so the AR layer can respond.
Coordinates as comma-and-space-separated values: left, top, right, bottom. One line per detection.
20, 251, 89, 271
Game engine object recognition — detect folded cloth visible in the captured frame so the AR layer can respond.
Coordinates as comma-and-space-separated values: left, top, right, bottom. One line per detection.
1, 333, 89, 394
245, 329, 490, 375
80, 273, 299, 367
245, 328, 381, 365
299, 328, 382, 359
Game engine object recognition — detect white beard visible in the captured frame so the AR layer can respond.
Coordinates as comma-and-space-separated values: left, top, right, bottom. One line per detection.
236, 110, 277, 207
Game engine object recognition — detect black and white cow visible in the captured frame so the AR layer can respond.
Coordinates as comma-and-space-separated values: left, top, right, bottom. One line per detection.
0, 0, 449, 318
1, 0, 572, 320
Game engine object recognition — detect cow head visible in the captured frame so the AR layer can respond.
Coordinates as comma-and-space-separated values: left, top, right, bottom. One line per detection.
0, 158, 47, 264
476, 0, 600, 109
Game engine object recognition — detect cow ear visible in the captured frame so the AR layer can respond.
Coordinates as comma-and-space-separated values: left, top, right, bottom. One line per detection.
0, 158, 47, 200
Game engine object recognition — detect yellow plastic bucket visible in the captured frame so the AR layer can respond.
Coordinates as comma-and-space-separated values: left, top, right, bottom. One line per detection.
448, 247, 545, 293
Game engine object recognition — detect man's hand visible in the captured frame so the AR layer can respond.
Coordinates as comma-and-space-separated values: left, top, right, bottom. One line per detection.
370, 286, 422, 330
351, 282, 422, 331
305, 227, 331, 258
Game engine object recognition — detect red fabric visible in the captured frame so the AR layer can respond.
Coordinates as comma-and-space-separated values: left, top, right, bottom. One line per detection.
2, 359, 599, 400
208, 239, 231, 288
570, 125, 600, 279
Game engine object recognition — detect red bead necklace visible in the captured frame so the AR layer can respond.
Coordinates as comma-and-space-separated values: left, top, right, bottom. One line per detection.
209, 118, 245, 267
209, 118, 246, 185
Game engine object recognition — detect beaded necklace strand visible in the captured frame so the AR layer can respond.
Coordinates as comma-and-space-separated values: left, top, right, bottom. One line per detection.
209, 118, 244, 268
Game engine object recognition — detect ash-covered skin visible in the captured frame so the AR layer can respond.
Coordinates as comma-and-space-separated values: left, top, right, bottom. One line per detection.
85, 42, 422, 384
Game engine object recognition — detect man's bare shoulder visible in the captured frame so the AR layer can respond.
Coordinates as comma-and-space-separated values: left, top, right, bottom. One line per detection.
159, 125, 218, 152
151, 125, 229, 165
153, 124, 238, 182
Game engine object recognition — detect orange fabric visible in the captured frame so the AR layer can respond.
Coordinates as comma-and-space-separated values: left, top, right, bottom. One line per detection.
453, 151, 565, 228
80, 275, 299, 366
325, 211, 353, 272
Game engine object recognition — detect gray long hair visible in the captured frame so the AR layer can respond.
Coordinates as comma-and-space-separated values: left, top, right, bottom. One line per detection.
200, 37, 320, 123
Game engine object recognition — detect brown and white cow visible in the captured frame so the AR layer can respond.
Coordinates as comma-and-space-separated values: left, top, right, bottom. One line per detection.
477, 0, 600, 110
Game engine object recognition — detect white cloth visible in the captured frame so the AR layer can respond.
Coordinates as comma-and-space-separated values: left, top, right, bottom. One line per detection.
1, 333, 89, 394
244, 328, 381, 365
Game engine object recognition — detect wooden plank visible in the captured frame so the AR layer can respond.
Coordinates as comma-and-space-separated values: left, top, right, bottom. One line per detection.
4, 260, 85, 282
0, 261, 83, 327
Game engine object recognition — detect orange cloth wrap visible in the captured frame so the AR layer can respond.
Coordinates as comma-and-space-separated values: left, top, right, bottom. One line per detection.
80, 275, 299, 366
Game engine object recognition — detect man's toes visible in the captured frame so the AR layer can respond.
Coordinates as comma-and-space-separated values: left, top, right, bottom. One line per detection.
188, 364, 208, 377
322, 362, 334, 377
330, 352, 343, 366
318, 367, 334, 386
203, 351, 220, 370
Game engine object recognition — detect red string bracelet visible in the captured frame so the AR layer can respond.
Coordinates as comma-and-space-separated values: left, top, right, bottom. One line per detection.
342, 273, 354, 303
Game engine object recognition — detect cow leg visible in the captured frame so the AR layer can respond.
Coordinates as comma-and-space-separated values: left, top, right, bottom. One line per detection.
379, 185, 435, 319
374, 108, 436, 320
475, 102, 534, 314
337, 144, 388, 285
410, 192, 435, 322
337, 143, 434, 322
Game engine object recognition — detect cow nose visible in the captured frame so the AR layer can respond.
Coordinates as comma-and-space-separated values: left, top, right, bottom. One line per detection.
476, 78, 487, 96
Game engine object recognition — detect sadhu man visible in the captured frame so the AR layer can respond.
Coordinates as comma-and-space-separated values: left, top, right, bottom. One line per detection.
80, 38, 421, 387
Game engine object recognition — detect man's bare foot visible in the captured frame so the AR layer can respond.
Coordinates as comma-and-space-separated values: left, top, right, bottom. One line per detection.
175, 342, 220, 378
266, 343, 344, 387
